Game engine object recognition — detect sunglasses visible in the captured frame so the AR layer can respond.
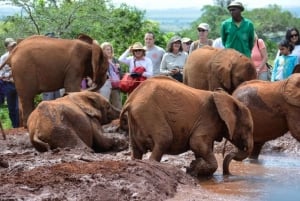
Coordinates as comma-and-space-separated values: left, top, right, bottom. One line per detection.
197, 29, 207, 32
290, 34, 299, 38
229, 8, 238, 12
133, 49, 143, 52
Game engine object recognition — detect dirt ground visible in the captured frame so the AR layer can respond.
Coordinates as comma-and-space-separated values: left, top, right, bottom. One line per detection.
1, 124, 300, 201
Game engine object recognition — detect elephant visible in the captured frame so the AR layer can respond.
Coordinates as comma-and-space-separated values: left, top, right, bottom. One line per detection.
120, 76, 253, 177
27, 91, 126, 153
232, 73, 300, 159
183, 46, 257, 94
2, 34, 108, 127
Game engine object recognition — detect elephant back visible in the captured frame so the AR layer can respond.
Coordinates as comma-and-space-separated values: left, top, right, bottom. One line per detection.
183, 46, 220, 89
209, 48, 256, 93
282, 73, 300, 107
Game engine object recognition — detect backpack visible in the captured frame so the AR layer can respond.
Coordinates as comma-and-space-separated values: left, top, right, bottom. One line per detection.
192, 39, 213, 51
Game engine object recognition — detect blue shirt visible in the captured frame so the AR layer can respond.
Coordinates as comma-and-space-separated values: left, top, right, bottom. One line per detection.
271, 54, 299, 81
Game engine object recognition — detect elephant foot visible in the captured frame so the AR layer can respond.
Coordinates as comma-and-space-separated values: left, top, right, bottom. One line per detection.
0, 158, 9, 168
112, 137, 129, 152
186, 158, 216, 177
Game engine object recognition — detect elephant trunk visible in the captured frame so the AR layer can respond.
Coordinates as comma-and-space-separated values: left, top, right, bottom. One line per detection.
102, 104, 121, 124
223, 149, 249, 175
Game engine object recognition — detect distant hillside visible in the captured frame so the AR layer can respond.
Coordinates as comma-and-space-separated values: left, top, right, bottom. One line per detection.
1, 5, 300, 33
0, 5, 20, 19
146, 6, 300, 32
145, 8, 202, 32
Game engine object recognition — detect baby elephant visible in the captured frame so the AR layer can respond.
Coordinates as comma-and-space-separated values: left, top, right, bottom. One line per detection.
233, 73, 300, 159
121, 76, 253, 177
28, 91, 125, 152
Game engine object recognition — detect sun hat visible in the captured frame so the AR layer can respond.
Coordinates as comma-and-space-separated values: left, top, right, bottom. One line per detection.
131, 42, 145, 51
197, 23, 210, 31
169, 35, 182, 43
4, 38, 16, 47
227, 1, 244, 11
182, 37, 192, 43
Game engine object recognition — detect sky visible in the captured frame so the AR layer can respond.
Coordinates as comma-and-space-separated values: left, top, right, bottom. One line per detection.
111, 0, 296, 10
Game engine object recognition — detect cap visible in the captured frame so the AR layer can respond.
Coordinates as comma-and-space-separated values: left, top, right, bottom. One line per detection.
4, 38, 16, 47
169, 35, 182, 43
197, 23, 210, 31
182, 37, 192, 43
227, 1, 244, 11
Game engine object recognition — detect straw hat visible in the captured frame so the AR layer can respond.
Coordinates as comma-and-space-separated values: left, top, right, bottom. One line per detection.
131, 42, 145, 51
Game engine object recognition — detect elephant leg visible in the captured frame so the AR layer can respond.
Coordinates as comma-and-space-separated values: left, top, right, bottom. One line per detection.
249, 142, 265, 159
130, 133, 143, 160
186, 153, 218, 177
188, 132, 218, 176
149, 144, 164, 162
19, 97, 35, 128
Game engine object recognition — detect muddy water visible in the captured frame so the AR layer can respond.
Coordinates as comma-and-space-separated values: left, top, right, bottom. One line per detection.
168, 153, 300, 201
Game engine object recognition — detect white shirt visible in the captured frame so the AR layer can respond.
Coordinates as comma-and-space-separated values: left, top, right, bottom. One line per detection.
0, 52, 13, 82
119, 49, 153, 78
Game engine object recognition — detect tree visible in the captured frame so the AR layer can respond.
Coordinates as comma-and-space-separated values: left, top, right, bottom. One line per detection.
0, 0, 164, 57
179, 4, 300, 61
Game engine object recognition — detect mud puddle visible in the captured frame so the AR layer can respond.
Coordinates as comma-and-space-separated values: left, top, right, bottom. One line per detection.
168, 154, 300, 201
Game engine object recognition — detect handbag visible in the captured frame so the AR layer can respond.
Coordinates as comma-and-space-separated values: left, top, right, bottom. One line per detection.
119, 65, 146, 93
107, 60, 121, 89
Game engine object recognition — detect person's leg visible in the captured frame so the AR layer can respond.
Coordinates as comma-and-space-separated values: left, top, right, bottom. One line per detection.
99, 80, 112, 101
110, 89, 122, 109
53, 90, 61, 99
42, 92, 54, 100
0, 80, 5, 105
258, 71, 269, 81
5, 83, 19, 128
42, 90, 61, 100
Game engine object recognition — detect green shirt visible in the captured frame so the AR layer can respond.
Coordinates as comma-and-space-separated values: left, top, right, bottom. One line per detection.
221, 17, 254, 58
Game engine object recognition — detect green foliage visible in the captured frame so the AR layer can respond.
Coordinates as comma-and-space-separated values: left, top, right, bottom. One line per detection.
0, 0, 165, 57
179, 4, 300, 62
0, 103, 12, 129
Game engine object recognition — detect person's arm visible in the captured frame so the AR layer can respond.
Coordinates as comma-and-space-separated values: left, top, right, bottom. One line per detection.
118, 48, 131, 66
142, 58, 153, 78
189, 42, 195, 53
220, 23, 226, 48
248, 23, 255, 50
271, 58, 279, 82
160, 53, 171, 75
257, 39, 268, 73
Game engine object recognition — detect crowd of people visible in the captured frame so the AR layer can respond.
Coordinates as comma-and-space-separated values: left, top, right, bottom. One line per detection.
0, 1, 299, 128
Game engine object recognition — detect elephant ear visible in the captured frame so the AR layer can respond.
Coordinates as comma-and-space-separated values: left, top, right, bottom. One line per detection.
91, 41, 108, 88
282, 73, 300, 107
213, 92, 237, 140
77, 34, 93, 44
68, 92, 102, 119
209, 49, 232, 92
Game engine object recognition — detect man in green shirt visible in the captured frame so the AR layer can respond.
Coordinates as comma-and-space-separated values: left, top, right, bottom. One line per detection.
221, 1, 254, 58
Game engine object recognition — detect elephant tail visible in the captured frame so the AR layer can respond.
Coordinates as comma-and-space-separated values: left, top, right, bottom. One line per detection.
119, 104, 129, 132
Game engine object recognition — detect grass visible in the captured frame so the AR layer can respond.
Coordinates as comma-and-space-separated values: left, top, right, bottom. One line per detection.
0, 102, 12, 129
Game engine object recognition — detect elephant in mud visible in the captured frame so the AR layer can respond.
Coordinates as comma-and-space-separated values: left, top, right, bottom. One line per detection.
120, 76, 253, 177
1, 34, 108, 127
232, 73, 300, 159
27, 91, 126, 153
183, 46, 257, 94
